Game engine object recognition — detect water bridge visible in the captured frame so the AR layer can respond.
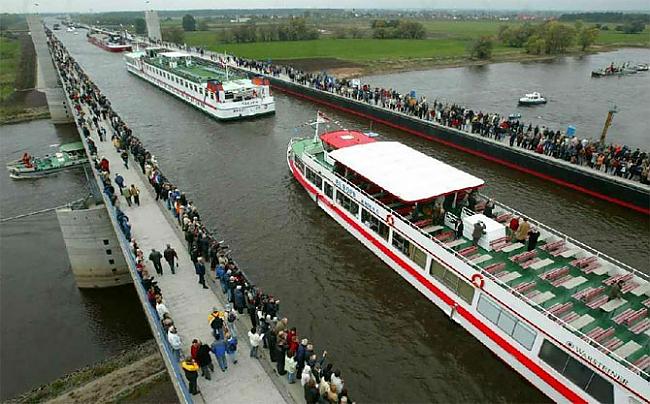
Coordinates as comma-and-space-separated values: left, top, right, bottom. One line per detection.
32, 18, 295, 404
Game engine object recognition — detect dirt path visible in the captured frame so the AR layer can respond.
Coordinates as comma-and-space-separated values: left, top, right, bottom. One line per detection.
46, 353, 165, 404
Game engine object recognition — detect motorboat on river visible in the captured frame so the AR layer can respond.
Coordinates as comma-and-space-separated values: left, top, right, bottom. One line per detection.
518, 92, 547, 105
287, 117, 650, 404
7, 141, 88, 179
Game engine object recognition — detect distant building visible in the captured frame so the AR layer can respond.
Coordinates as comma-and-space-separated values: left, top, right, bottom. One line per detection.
229, 17, 251, 23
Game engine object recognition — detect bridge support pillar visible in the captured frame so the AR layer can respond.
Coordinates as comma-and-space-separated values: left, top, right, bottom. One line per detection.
56, 201, 132, 288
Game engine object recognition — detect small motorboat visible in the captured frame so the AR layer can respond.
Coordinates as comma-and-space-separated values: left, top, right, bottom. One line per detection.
7, 141, 88, 179
635, 63, 649, 72
508, 113, 522, 120
518, 92, 547, 106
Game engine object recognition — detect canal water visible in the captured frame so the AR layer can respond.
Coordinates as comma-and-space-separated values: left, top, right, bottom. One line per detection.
362, 48, 650, 149
16, 30, 650, 403
0, 120, 151, 399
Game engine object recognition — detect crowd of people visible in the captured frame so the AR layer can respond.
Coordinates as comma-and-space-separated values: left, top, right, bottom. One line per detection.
49, 30, 354, 404
200, 47, 649, 185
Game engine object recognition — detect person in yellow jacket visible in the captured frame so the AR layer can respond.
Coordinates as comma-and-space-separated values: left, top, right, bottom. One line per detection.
514, 217, 530, 242
181, 357, 199, 395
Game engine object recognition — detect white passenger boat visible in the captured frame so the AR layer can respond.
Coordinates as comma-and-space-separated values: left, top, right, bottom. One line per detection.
124, 48, 275, 120
519, 92, 547, 105
287, 119, 650, 404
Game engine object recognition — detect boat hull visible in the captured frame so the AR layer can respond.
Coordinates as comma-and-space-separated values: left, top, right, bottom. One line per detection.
518, 99, 547, 105
88, 36, 131, 53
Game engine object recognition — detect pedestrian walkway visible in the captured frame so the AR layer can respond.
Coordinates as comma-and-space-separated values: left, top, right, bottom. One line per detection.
86, 110, 287, 404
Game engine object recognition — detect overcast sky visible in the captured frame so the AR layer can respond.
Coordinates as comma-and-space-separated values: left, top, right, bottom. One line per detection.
4, 0, 649, 14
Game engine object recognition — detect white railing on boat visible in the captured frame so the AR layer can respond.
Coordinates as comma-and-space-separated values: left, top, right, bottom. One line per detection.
294, 141, 649, 379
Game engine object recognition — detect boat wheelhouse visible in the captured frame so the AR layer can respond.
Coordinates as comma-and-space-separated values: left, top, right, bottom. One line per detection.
7, 141, 88, 179
124, 48, 275, 120
287, 127, 649, 404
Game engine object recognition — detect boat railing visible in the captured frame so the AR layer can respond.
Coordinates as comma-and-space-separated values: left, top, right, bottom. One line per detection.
491, 200, 649, 283
299, 146, 648, 378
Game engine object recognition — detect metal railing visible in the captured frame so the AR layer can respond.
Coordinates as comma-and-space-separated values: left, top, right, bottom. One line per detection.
295, 141, 649, 379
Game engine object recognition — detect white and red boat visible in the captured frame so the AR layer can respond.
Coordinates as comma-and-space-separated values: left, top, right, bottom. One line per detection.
287, 116, 650, 404
87, 30, 132, 53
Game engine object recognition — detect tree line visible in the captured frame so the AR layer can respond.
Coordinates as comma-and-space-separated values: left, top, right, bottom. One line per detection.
370, 19, 426, 39
498, 21, 600, 55
559, 12, 650, 23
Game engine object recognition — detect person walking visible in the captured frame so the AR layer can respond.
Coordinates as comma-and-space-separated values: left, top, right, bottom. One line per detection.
129, 184, 140, 206
114, 173, 125, 193
123, 185, 132, 207
149, 248, 164, 276
195, 257, 208, 289
194, 340, 214, 380
210, 334, 228, 372
248, 327, 264, 358
163, 244, 178, 274
167, 326, 182, 362
225, 331, 238, 365
120, 149, 129, 169
181, 357, 200, 395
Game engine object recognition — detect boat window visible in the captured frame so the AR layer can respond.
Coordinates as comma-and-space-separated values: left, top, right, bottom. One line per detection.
210, 93, 214, 100
477, 294, 537, 350
199, 88, 203, 95
294, 157, 304, 173
305, 167, 323, 190
361, 209, 389, 240
336, 190, 359, 216
324, 182, 333, 199
539, 340, 613, 403
429, 260, 475, 304
225, 92, 234, 100
391, 232, 410, 256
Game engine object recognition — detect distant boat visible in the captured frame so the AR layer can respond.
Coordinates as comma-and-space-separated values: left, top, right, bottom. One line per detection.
635, 63, 649, 72
7, 141, 88, 179
508, 113, 522, 120
518, 92, 547, 106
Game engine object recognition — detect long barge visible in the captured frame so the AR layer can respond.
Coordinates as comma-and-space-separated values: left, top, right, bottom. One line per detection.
288, 126, 650, 403
124, 48, 275, 120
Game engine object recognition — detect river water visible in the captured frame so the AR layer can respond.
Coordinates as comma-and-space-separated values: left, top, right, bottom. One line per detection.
0, 120, 151, 399
362, 48, 650, 149
7, 30, 648, 402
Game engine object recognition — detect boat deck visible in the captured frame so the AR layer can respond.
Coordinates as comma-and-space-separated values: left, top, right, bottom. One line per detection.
291, 138, 650, 377
146, 56, 242, 84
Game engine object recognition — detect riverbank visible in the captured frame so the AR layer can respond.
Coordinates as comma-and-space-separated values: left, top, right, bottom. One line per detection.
268, 43, 648, 78
7, 341, 168, 403
0, 31, 49, 124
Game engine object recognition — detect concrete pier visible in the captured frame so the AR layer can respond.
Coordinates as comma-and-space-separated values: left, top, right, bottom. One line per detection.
56, 200, 131, 288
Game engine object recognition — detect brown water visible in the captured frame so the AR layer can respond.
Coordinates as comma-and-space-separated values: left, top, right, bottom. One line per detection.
13, 30, 650, 403
0, 120, 151, 399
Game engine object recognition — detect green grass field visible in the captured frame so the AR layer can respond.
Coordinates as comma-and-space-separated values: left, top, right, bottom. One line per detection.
181, 20, 648, 63
185, 33, 520, 62
0, 36, 20, 101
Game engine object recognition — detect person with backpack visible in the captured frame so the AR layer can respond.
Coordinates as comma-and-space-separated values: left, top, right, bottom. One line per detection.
225, 331, 238, 365
208, 307, 224, 340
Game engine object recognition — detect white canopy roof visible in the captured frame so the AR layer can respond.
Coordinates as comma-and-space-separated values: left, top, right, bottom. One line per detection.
329, 142, 484, 202
159, 51, 189, 58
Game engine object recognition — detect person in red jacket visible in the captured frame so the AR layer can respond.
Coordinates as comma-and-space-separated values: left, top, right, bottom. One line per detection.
99, 156, 109, 173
